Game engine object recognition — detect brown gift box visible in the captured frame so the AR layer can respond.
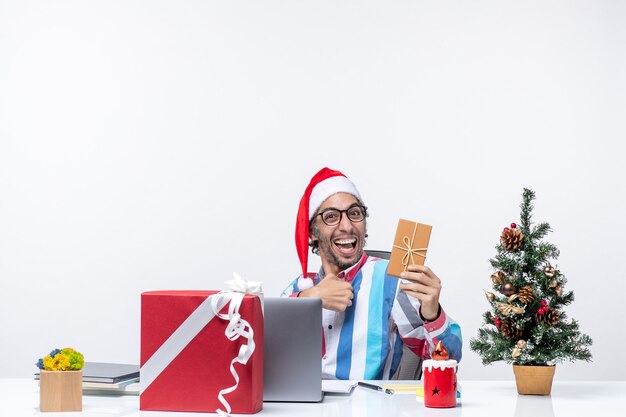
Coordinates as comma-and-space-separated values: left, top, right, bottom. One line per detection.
387, 219, 432, 278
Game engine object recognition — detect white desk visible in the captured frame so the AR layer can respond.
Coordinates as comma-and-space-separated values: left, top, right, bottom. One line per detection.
1, 379, 624, 417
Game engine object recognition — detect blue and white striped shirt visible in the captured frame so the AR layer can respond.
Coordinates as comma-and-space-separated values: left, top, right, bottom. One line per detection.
281, 254, 462, 380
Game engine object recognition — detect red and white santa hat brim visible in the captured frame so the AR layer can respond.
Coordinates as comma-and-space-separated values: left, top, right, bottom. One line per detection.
295, 167, 363, 280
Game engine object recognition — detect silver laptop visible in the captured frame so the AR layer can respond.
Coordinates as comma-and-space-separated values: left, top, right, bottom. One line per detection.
263, 297, 323, 402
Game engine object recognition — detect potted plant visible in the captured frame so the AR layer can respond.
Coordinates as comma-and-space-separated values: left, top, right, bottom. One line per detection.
470, 189, 592, 395
36, 348, 85, 412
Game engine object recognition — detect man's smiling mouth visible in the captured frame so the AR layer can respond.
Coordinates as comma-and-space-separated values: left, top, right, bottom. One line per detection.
334, 238, 357, 254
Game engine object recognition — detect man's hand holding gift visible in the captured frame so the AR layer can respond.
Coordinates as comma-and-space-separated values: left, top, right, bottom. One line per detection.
399, 265, 441, 321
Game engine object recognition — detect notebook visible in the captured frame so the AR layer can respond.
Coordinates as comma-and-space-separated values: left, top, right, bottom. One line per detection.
81, 362, 139, 383
263, 297, 323, 402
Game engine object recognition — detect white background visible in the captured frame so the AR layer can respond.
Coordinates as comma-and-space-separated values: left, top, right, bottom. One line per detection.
1, 0, 624, 381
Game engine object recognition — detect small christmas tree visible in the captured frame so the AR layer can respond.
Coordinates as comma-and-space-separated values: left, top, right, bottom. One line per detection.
470, 189, 592, 366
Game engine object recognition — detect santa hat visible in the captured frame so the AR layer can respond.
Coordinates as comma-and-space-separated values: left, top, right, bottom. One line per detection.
295, 167, 363, 281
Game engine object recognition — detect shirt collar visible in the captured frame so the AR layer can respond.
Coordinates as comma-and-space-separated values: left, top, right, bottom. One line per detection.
319, 252, 369, 283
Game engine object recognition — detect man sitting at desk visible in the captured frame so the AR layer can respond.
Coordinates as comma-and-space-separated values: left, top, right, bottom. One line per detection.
282, 167, 462, 380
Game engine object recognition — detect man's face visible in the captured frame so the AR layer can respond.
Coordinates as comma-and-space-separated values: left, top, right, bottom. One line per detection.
310, 192, 367, 275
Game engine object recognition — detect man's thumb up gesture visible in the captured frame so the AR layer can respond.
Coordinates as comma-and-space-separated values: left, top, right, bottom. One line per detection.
299, 274, 354, 312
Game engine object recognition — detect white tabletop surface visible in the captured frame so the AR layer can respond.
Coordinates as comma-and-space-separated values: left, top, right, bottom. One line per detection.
1, 378, 624, 417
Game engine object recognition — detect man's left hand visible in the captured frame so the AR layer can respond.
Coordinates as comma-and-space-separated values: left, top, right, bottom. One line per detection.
399, 265, 441, 321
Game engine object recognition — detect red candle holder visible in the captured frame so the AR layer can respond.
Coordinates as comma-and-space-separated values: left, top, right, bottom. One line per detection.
422, 359, 458, 408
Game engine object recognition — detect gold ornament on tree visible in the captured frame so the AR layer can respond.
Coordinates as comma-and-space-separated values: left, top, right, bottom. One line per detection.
544, 263, 556, 277
501, 282, 517, 296
511, 305, 525, 314
497, 303, 513, 316
500, 225, 523, 251
497, 303, 525, 316
491, 271, 505, 285
547, 277, 563, 296
512, 339, 527, 358
484, 291, 496, 302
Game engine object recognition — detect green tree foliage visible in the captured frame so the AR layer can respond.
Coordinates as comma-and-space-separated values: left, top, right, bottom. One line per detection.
470, 189, 592, 366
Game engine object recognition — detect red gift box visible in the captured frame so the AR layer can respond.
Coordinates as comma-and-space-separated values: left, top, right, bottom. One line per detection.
140, 290, 264, 414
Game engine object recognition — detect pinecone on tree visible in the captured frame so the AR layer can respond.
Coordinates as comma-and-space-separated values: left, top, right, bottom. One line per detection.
516, 286, 535, 304
500, 318, 523, 339
536, 308, 560, 326
500, 227, 523, 251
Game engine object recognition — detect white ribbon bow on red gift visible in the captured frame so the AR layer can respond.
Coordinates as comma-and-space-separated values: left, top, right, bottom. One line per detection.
225, 272, 263, 295
210, 273, 263, 416
140, 273, 263, 417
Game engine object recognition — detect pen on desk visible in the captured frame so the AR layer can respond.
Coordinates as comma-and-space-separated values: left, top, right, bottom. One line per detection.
357, 381, 394, 394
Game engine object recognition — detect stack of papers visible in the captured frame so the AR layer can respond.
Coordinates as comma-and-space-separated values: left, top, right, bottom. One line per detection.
81, 362, 140, 395
83, 380, 140, 396
382, 382, 424, 395
382, 382, 461, 399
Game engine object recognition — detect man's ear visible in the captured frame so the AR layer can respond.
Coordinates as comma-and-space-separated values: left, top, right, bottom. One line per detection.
309, 223, 318, 244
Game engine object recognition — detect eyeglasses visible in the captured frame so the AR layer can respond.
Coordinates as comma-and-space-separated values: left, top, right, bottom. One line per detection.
316, 205, 368, 226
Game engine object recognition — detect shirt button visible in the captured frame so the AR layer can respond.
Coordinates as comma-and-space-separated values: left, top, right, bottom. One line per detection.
429, 327, 435, 331
328, 325, 333, 330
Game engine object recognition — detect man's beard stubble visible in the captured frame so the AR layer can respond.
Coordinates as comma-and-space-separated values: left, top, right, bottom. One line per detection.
314, 230, 365, 273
